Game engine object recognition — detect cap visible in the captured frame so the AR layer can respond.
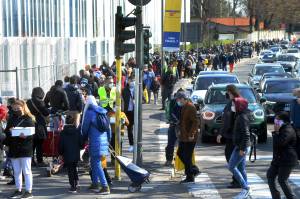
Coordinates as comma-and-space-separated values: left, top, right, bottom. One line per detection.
176, 92, 187, 100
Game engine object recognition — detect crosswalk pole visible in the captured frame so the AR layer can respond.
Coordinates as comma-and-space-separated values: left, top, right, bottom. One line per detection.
114, 56, 122, 180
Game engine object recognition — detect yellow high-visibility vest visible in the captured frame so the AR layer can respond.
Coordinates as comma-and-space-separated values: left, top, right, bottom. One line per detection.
98, 86, 116, 108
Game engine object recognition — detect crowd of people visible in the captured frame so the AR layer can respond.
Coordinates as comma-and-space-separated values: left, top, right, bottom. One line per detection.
0, 38, 297, 198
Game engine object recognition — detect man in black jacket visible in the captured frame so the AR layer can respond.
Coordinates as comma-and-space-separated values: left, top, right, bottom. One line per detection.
267, 111, 298, 199
122, 77, 135, 152
64, 75, 84, 127
217, 85, 240, 188
161, 64, 176, 110
44, 80, 70, 113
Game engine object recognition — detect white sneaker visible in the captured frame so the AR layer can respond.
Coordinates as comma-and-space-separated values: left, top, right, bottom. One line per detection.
128, 146, 134, 152
233, 188, 250, 199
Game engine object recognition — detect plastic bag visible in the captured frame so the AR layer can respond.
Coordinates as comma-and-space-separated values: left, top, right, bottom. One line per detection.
174, 148, 195, 171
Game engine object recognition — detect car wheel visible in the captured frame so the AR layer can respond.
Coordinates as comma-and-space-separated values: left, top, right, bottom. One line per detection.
258, 122, 268, 143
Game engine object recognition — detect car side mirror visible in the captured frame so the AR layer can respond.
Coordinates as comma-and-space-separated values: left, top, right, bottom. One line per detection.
191, 80, 195, 84
260, 97, 266, 103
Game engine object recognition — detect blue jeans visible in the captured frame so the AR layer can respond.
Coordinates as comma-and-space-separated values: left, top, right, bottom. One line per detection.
228, 146, 250, 189
90, 155, 108, 187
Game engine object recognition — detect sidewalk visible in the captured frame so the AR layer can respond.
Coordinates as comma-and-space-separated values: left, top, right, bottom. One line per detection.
0, 80, 192, 199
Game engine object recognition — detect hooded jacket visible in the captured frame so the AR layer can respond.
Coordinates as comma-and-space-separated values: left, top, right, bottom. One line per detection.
64, 84, 84, 112
81, 104, 110, 157
272, 124, 298, 166
220, 101, 235, 139
179, 102, 199, 142
27, 87, 50, 139
44, 85, 69, 113
232, 97, 251, 151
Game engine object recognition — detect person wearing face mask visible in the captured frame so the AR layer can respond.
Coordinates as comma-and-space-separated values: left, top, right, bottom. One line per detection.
176, 92, 199, 183
98, 77, 116, 112
267, 111, 298, 199
217, 84, 241, 188
228, 97, 251, 199
122, 76, 135, 152
4, 100, 35, 199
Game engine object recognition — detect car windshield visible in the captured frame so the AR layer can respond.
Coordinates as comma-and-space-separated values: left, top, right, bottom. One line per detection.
277, 55, 297, 61
195, 76, 239, 90
265, 81, 300, 93
270, 47, 279, 52
205, 88, 256, 104
260, 51, 272, 56
287, 49, 299, 53
264, 74, 290, 80
254, 66, 284, 75
262, 54, 275, 59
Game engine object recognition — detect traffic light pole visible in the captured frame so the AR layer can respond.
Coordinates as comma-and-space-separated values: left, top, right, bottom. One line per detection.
135, 2, 143, 166
114, 56, 122, 180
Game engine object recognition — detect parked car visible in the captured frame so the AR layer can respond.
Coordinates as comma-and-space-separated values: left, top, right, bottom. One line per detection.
258, 72, 293, 92
198, 84, 267, 143
259, 78, 300, 119
189, 74, 239, 109
248, 63, 285, 89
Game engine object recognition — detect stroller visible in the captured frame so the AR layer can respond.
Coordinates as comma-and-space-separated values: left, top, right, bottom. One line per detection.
43, 111, 65, 177
110, 148, 150, 193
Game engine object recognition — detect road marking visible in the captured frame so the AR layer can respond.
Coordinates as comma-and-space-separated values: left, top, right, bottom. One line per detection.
184, 173, 222, 198
289, 173, 300, 187
248, 173, 272, 199
195, 155, 273, 162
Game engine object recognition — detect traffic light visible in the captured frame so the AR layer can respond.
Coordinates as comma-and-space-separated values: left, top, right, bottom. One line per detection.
143, 28, 152, 65
115, 6, 136, 57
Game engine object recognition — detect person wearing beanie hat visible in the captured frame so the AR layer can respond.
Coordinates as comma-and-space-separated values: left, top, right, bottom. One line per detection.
176, 92, 199, 183
267, 111, 298, 199
228, 92, 252, 199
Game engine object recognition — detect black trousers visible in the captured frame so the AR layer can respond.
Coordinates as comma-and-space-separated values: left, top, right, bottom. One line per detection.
161, 87, 173, 109
33, 138, 44, 163
165, 125, 177, 161
267, 164, 295, 199
66, 162, 79, 188
225, 139, 238, 184
125, 111, 134, 146
177, 141, 196, 179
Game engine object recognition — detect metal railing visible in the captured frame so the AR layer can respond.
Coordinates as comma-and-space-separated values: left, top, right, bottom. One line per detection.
0, 61, 77, 100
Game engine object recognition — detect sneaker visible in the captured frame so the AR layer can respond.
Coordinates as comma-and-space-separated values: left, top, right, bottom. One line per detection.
164, 160, 172, 167
10, 190, 22, 198
180, 178, 195, 184
97, 186, 110, 195
233, 188, 250, 199
68, 187, 77, 194
21, 191, 33, 199
88, 183, 100, 192
128, 146, 134, 152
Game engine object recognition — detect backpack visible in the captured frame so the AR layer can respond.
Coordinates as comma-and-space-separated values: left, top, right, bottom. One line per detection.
96, 112, 111, 133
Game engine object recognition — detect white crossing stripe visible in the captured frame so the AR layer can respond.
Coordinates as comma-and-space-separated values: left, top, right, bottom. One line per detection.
195, 155, 273, 162
248, 173, 272, 199
185, 173, 222, 198
289, 173, 300, 187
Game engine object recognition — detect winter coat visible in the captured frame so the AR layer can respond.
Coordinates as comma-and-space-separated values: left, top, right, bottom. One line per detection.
4, 115, 35, 158
44, 85, 70, 113
271, 124, 298, 167
122, 86, 134, 112
59, 125, 84, 164
220, 101, 235, 140
27, 87, 50, 139
150, 80, 160, 93
232, 110, 251, 151
64, 84, 84, 112
81, 104, 110, 157
228, 55, 235, 64
161, 71, 176, 90
143, 71, 155, 89
179, 102, 199, 142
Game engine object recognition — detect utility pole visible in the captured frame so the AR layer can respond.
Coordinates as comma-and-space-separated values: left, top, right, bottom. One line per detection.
161, 0, 164, 77
135, 0, 144, 166
184, 0, 187, 50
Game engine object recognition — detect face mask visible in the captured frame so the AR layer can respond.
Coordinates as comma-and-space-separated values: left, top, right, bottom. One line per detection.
274, 119, 284, 127
14, 110, 23, 117
177, 101, 183, 107
231, 104, 236, 112
108, 83, 114, 89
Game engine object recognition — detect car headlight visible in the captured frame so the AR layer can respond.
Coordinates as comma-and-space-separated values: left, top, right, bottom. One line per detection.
201, 111, 215, 120
253, 109, 264, 118
191, 95, 199, 103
